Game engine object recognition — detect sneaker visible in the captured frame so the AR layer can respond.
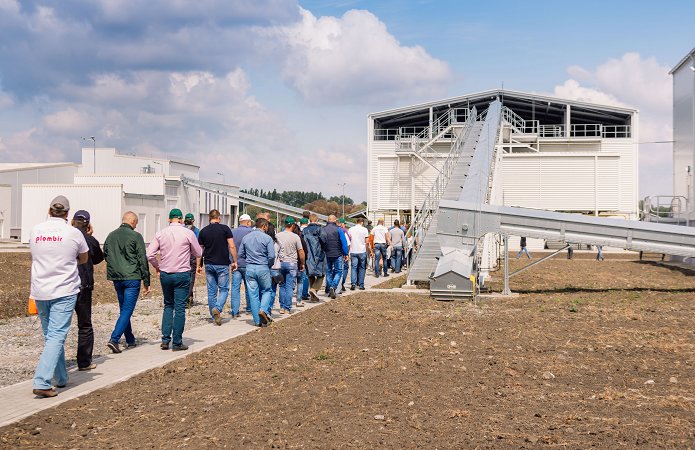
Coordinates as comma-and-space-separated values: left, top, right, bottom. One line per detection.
301, 296, 310, 301
341, 284, 346, 292
160, 342, 170, 350
375, 274, 380, 278
233, 313, 241, 318
212, 307, 222, 326
329, 287, 336, 299
259, 310, 271, 325
107, 341, 121, 354
78, 363, 97, 371
33, 388, 57, 398
172, 344, 189, 352
359, 286, 365, 290
296, 301, 305, 308
383, 273, 389, 277
126, 342, 137, 349
350, 285, 356, 291
280, 308, 292, 315
309, 291, 320, 303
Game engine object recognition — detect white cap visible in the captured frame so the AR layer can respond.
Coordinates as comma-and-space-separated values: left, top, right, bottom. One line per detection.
239, 214, 252, 222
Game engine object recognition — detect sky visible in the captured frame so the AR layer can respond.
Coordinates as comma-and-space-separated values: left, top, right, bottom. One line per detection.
0, 0, 693, 202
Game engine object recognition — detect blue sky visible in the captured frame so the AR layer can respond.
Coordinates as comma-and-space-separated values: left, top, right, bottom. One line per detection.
0, 0, 693, 201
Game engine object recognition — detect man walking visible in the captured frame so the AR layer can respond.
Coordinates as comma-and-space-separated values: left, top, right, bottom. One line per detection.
29, 196, 89, 398
104, 211, 151, 354
275, 217, 305, 314
337, 218, 351, 293
184, 213, 200, 308
230, 213, 254, 317
348, 217, 369, 290
303, 214, 326, 303
516, 236, 531, 259
197, 209, 237, 326
71, 210, 104, 371
147, 208, 202, 351
320, 215, 348, 299
388, 219, 406, 273
296, 218, 310, 306
238, 218, 275, 327
371, 219, 390, 277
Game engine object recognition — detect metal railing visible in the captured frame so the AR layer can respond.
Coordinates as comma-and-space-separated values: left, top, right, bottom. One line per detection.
642, 195, 690, 224
374, 129, 399, 140
406, 107, 477, 265
602, 125, 631, 138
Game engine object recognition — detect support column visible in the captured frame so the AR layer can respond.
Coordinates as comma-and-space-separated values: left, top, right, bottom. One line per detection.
502, 236, 511, 296
564, 104, 571, 138
429, 107, 434, 139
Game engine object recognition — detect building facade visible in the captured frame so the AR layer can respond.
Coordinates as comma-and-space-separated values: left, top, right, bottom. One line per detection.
367, 89, 639, 226
670, 48, 695, 220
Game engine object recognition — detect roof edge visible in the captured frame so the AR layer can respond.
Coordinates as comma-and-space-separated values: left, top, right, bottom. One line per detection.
669, 46, 695, 75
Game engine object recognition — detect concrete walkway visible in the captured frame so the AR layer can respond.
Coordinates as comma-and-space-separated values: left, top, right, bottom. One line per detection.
0, 270, 401, 427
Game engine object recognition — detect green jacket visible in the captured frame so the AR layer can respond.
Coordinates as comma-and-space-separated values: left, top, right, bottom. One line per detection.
103, 223, 151, 286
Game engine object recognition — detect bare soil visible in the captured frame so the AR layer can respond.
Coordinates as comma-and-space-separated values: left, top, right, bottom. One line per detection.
2, 255, 695, 448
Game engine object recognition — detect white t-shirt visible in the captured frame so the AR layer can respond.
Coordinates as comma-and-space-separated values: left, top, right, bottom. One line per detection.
30, 217, 89, 300
371, 224, 389, 244
348, 225, 369, 254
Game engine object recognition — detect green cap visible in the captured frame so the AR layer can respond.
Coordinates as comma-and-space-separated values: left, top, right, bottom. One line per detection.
300, 218, 308, 224
169, 208, 183, 219
184, 213, 194, 221
284, 216, 295, 225
338, 218, 346, 224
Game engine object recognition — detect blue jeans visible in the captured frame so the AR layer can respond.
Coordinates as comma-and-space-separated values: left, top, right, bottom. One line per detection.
231, 267, 250, 315
279, 262, 298, 311
205, 264, 230, 317
110, 280, 141, 345
300, 271, 309, 299
33, 294, 77, 390
269, 268, 280, 313
517, 247, 531, 259
390, 247, 403, 273
350, 252, 367, 288
374, 243, 388, 275
326, 256, 343, 290
340, 258, 349, 287
246, 264, 273, 325
160, 271, 190, 347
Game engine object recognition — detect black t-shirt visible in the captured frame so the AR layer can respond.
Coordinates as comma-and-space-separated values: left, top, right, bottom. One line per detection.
198, 222, 234, 266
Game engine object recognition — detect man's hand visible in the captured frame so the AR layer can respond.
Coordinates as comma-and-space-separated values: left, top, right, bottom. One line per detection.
196, 266, 203, 276
142, 285, 151, 296
343, 255, 349, 262
231, 262, 238, 271
86, 223, 94, 236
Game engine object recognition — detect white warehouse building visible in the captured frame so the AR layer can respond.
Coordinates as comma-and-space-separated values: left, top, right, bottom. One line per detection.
670, 47, 695, 222
367, 89, 639, 229
0, 148, 240, 244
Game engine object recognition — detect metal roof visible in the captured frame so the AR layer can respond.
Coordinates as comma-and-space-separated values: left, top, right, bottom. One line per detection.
0, 162, 78, 173
368, 88, 637, 120
669, 46, 695, 75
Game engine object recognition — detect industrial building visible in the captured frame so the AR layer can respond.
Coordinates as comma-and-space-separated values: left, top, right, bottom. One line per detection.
366, 89, 639, 230
0, 148, 240, 244
670, 47, 695, 223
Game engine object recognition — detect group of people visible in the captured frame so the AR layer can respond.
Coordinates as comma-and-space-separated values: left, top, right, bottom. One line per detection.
28, 194, 411, 398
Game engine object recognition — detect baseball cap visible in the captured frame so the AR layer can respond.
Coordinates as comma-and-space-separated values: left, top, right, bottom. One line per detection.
239, 213, 252, 222
50, 195, 70, 212
338, 218, 346, 224
300, 218, 308, 224
184, 213, 194, 221
284, 216, 295, 225
73, 210, 90, 222
169, 208, 183, 219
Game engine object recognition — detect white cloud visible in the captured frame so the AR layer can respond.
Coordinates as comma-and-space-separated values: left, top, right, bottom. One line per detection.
268, 7, 453, 105
552, 53, 673, 196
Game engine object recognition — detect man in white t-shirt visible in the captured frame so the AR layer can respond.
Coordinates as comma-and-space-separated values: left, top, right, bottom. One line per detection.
29, 195, 89, 398
370, 219, 391, 277
347, 218, 369, 290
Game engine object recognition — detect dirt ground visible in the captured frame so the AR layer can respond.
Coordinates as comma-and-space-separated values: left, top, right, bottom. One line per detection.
0, 253, 163, 321
2, 254, 695, 448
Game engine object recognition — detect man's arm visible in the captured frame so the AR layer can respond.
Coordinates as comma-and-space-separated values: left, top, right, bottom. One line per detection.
77, 251, 89, 265
297, 248, 305, 271
137, 234, 152, 293
146, 234, 161, 273
227, 227, 238, 270
266, 237, 275, 267
90, 236, 105, 265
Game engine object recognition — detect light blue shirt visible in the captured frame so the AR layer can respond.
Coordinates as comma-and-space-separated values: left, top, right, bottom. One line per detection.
238, 229, 275, 267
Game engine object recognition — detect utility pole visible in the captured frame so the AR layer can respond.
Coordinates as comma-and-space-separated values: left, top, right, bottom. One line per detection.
338, 182, 347, 218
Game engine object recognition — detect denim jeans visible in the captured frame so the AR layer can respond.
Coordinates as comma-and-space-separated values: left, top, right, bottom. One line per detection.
279, 262, 298, 311
245, 264, 272, 325
297, 271, 309, 300
374, 243, 388, 275
517, 247, 531, 259
269, 268, 280, 312
110, 279, 141, 345
350, 252, 367, 288
326, 256, 343, 290
231, 267, 250, 315
340, 258, 349, 287
160, 271, 190, 347
33, 294, 77, 390
205, 264, 230, 317
390, 246, 403, 273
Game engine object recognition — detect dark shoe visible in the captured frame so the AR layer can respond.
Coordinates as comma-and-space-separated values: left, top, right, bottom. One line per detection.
107, 341, 121, 354
383, 273, 389, 277
212, 307, 222, 326
301, 296, 310, 301
329, 287, 336, 299
259, 310, 271, 325
341, 284, 346, 291
359, 286, 365, 290
78, 363, 97, 371
160, 342, 170, 350
375, 274, 380, 278
172, 344, 189, 352
350, 285, 356, 291
33, 388, 57, 398
309, 291, 320, 303
126, 342, 137, 349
